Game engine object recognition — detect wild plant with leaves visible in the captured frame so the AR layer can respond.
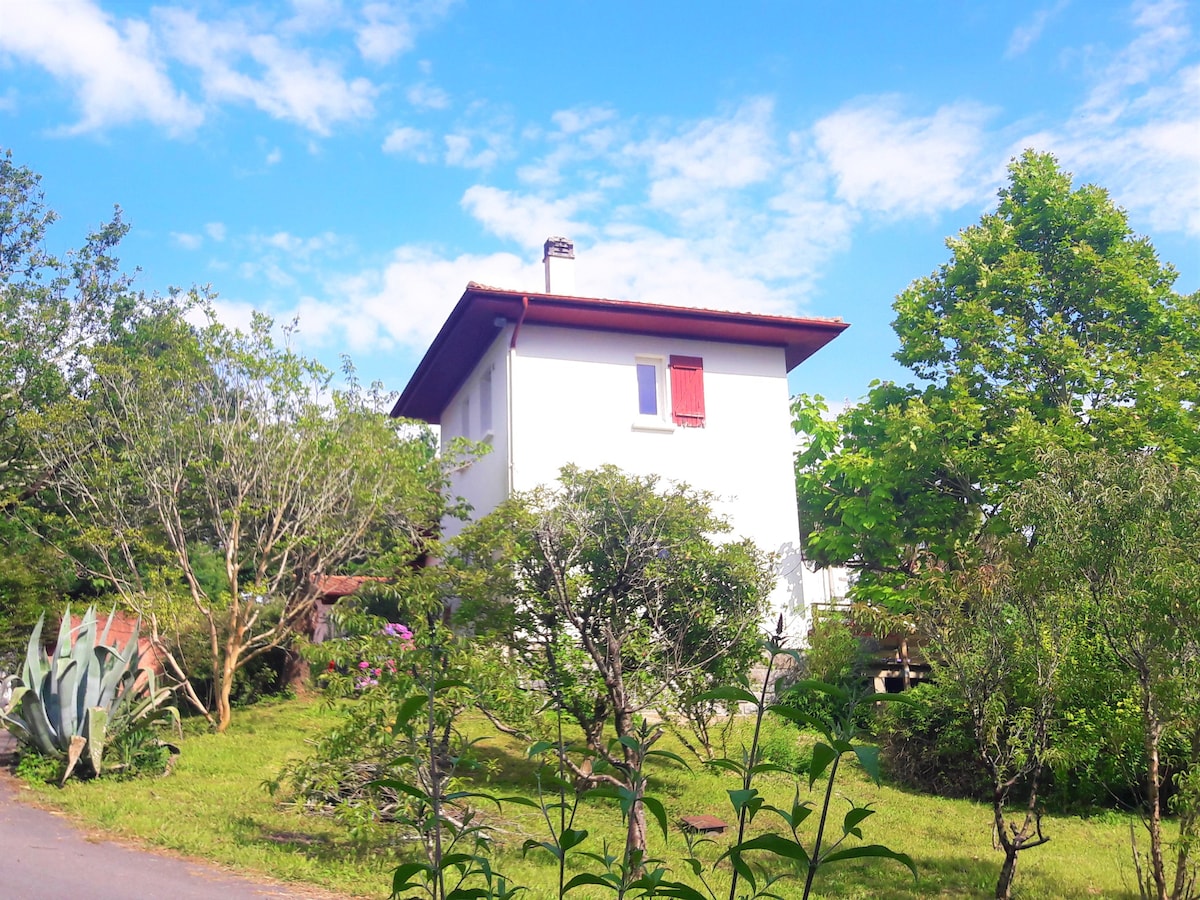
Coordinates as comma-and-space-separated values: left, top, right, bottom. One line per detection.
272, 589, 477, 851
661, 618, 916, 900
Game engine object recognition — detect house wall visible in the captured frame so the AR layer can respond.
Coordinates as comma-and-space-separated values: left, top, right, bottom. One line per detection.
438, 331, 512, 539
438, 322, 844, 636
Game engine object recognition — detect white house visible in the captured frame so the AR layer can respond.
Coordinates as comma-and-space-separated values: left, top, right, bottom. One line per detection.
391, 238, 849, 637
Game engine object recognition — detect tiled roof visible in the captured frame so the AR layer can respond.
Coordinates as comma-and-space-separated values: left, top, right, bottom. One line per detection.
313, 575, 387, 598
392, 284, 849, 423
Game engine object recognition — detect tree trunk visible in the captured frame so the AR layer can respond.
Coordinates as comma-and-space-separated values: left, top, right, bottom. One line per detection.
281, 649, 311, 694
1172, 726, 1200, 900
215, 642, 241, 733
1143, 684, 1168, 900
995, 845, 1019, 900
625, 798, 648, 878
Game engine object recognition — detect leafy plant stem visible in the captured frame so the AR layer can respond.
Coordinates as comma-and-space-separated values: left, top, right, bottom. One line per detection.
425, 615, 445, 900
557, 690, 567, 899
727, 622, 779, 900
804, 752, 841, 899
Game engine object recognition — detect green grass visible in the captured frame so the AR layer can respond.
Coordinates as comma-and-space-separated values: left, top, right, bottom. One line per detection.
14, 697, 1151, 899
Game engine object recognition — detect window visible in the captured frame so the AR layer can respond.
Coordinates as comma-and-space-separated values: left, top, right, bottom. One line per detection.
633, 356, 671, 431
479, 368, 493, 436
669, 355, 705, 427
460, 396, 470, 439
636, 363, 659, 415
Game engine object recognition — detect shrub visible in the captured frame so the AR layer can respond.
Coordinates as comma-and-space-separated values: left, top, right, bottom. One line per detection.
877, 680, 989, 800
775, 613, 873, 735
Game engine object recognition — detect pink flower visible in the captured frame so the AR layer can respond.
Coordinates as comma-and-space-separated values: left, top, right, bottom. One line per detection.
358, 660, 370, 670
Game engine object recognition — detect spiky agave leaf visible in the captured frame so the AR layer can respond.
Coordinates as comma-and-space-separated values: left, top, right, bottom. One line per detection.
4, 606, 179, 781
83, 706, 108, 776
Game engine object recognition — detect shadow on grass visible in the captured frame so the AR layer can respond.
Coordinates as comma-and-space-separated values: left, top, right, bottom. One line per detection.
467, 738, 563, 787
233, 814, 397, 864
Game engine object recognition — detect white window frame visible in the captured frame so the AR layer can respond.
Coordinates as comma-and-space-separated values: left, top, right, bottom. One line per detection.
632, 355, 674, 433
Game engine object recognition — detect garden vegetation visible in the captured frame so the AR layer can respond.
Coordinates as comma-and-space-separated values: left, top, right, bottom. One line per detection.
2, 146, 1200, 900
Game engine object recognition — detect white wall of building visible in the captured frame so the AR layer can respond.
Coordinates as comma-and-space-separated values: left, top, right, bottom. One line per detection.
440, 322, 843, 637
438, 331, 511, 539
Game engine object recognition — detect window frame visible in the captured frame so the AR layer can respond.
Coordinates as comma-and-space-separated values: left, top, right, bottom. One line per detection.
631, 355, 675, 433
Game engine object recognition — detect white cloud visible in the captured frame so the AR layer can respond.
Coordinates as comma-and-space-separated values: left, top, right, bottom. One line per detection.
171, 231, 203, 250
552, 106, 617, 134
356, 1, 460, 64
284, 0, 344, 34
460, 186, 596, 246
265, 147, 283, 165
581, 233, 796, 316
407, 81, 450, 110
518, 106, 624, 188
813, 96, 995, 217
1015, 0, 1200, 236
635, 98, 778, 211
1080, 0, 1191, 124
310, 246, 539, 352
206, 222, 227, 242
0, 0, 465, 136
0, 0, 202, 134
1006, 0, 1070, 58
186, 296, 259, 334
444, 119, 512, 169
383, 125, 436, 161
155, 7, 376, 135
261, 230, 340, 257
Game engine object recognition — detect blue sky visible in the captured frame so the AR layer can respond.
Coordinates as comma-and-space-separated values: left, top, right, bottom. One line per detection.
2, 0, 1197, 406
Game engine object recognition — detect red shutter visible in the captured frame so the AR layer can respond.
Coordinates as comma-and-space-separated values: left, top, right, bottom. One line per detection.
669, 355, 705, 427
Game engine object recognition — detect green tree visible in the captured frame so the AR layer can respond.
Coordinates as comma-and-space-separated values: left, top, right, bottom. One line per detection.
455, 464, 774, 867
0, 149, 145, 666
909, 538, 1080, 900
794, 151, 1200, 897
1014, 450, 1200, 900
45, 308, 453, 732
795, 150, 1200, 610
0, 149, 134, 510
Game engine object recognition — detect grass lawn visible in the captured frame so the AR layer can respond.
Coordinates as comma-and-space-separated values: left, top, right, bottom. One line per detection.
13, 696, 1148, 899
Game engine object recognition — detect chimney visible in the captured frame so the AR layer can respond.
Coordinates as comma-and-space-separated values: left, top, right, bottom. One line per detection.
543, 237, 575, 295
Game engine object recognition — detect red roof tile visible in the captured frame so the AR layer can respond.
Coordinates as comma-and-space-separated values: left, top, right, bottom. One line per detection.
313, 575, 387, 598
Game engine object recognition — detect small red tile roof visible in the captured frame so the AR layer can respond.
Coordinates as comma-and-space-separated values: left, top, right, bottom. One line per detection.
313, 575, 387, 598
391, 284, 849, 423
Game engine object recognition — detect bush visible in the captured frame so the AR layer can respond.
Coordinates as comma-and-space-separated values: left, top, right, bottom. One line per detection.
105, 726, 173, 779
877, 672, 1164, 812
774, 614, 873, 736
877, 680, 988, 800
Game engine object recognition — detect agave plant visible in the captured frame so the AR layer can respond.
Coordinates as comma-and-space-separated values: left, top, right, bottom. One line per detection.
0, 607, 178, 783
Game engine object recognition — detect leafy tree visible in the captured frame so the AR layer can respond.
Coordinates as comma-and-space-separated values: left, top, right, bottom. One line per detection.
1014, 450, 1200, 900
794, 151, 1200, 897
909, 538, 1080, 900
0, 148, 134, 510
454, 464, 774, 866
0, 150, 149, 663
44, 308, 453, 732
795, 150, 1200, 609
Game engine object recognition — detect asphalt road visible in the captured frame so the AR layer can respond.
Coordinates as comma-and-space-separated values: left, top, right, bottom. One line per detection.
0, 733, 351, 900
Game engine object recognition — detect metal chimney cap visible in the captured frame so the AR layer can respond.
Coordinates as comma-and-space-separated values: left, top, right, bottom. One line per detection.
543, 237, 575, 260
